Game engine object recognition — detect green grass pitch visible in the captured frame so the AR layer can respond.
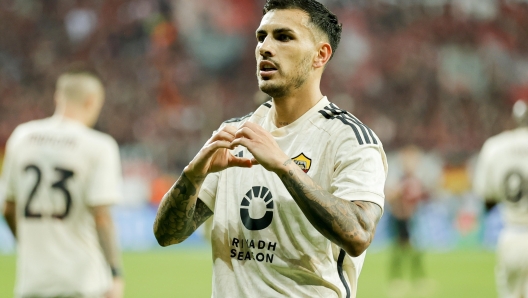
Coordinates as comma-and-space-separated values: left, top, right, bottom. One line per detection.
0, 249, 496, 297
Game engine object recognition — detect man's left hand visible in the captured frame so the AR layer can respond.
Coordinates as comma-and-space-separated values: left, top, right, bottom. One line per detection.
231, 121, 289, 173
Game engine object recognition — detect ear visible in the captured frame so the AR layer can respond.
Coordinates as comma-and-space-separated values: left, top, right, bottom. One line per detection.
313, 42, 332, 69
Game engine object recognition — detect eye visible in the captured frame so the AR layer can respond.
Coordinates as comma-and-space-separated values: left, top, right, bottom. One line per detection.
257, 34, 266, 43
278, 34, 291, 42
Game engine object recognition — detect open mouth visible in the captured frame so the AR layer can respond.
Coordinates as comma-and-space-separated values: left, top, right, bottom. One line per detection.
259, 61, 278, 77
261, 65, 277, 71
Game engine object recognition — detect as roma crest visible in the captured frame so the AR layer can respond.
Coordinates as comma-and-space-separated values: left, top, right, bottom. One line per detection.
292, 153, 312, 173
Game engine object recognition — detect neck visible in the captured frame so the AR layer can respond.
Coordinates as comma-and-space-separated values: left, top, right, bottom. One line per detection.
55, 105, 90, 127
271, 77, 323, 128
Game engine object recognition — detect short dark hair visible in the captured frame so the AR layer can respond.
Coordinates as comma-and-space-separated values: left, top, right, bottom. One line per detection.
263, 0, 342, 59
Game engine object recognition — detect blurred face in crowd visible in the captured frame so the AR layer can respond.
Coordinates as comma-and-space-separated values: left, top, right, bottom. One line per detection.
255, 9, 327, 98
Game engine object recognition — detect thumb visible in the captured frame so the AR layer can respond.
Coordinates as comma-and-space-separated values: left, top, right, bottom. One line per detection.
250, 158, 259, 165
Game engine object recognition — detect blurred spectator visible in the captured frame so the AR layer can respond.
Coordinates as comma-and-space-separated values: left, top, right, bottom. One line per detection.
1, 0, 525, 254
0, 0, 525, 174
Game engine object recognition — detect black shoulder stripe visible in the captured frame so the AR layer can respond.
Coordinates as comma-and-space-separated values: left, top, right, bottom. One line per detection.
262, 101, 272, 108
319, 104, 378, 145
335, 114, 365, 145
318, 110, 332, 119
223, 112, 253, 124
342, 113, 376, 145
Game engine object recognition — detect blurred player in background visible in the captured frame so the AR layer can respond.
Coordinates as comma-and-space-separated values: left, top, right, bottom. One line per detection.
154, 0, 387, 297
385, 145, 429, 297
1, 64, 124, 298
474, 99, 528, 298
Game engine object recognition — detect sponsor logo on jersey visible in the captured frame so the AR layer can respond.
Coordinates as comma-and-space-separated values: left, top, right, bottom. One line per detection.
236, 186, 277, 263
240, 186, 274, 231
292, 153, 312, 173
230, 237, 276, 263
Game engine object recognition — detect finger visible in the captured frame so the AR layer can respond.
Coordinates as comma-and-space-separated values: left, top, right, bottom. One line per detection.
206, 140, 232, 150
228, 156, 253, 168
234, 127, 258, 140
250, 158, 259, 165
230, 137, 251, 149
209, 130, 235, 144
202, 140, 232, 158
241, 121, 264, 132
220, 125, 238, 136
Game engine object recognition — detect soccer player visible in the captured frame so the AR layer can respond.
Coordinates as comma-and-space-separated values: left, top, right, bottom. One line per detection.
385, 145, 429, 297
474, 99, 528, 298
474, 101, 528, 298
154, 1, 387, 297
1, 64, 124, 298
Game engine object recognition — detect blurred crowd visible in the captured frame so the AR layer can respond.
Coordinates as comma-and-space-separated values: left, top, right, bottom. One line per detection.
1, 0, 528, 178
2, 0, 526, 254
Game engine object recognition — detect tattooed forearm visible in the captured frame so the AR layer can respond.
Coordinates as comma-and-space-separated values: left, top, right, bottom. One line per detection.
279, 164, 381, 257
153, 173, 213, 247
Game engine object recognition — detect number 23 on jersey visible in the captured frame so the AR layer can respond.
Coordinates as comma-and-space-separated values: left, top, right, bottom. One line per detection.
24, 164, 75, 220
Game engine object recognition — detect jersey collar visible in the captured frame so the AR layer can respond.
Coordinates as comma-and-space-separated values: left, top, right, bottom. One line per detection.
266, 96, 330, 137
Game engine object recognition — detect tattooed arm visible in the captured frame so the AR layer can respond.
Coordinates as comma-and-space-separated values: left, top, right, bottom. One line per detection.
153, 173, 213, 246
153, 125, 252, 247
278, 160, 381, 257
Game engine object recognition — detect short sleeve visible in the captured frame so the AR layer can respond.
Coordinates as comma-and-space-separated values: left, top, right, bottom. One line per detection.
198, 172, 219, 212
330, 136, 388, 211
86, 138, 123, 206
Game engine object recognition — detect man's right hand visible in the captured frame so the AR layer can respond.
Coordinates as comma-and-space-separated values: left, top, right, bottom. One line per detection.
184, 125, 253, 183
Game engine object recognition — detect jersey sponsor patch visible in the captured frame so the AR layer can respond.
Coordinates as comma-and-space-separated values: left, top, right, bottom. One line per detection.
319, 103, 378, 145
240, 186, 274, 231
230, 237, 277, 264
235, 186, 277, 264
292, 153, 312, 173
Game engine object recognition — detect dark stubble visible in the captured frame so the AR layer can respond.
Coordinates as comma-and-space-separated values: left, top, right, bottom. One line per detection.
258, 54, 312, 99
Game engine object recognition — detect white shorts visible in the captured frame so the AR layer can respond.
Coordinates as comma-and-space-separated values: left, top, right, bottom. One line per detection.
496, 227, 528, 298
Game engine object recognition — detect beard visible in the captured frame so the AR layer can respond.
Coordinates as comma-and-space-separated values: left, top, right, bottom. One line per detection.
258, 55, 311, 99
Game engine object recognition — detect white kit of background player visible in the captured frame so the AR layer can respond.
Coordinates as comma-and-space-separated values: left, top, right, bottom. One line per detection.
2, 69, 123, 298
474, 100, 528, 298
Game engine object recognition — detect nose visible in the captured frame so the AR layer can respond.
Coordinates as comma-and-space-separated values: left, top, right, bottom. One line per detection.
257, 36, 274, 58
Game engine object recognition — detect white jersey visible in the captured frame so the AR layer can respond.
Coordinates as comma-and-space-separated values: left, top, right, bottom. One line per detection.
199, 97, 387, 298
474, 127, 528, 227
1, 116, 122, 298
